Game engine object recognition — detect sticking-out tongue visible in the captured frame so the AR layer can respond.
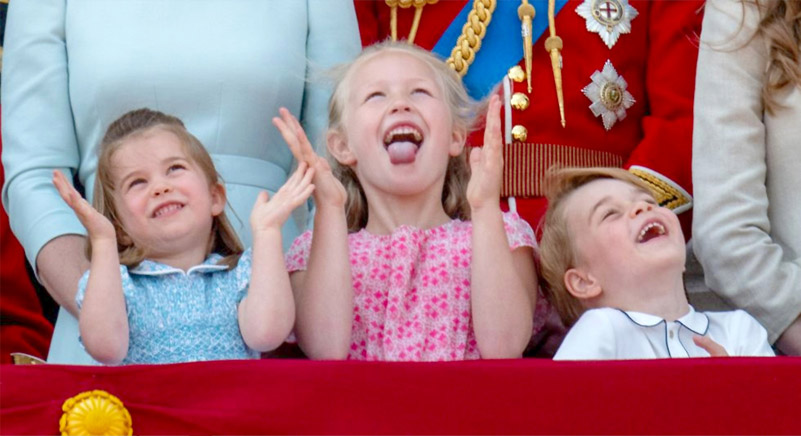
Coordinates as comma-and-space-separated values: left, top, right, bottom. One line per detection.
387, 142, 417, 164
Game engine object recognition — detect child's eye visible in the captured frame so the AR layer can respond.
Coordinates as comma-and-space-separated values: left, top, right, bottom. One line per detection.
602, 209, 618, 220
168, 163, 186, 173
412, 88, 432, 97
128, 178, 146, 189
364, 91, 384, 102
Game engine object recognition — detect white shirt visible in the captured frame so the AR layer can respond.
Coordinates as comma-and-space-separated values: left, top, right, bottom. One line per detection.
554, 306, 775, 360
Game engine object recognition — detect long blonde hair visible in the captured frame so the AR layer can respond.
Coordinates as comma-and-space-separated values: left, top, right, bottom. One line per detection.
93, 108, 243, 268
327, 41, 477, 232
752, 0, 801, 113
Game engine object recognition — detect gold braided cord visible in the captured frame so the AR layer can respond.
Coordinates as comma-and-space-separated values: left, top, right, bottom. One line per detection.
446, 0, 497, 77
386, 0, 439, 44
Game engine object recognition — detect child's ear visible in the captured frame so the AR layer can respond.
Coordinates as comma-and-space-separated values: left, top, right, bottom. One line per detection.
448, 128, 466, 157
564, 268, 602, 300
327, 130, 356, 165
210, 182, 226, 217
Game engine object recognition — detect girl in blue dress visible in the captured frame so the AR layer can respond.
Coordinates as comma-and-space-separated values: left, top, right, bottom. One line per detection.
52, 108, 314, 364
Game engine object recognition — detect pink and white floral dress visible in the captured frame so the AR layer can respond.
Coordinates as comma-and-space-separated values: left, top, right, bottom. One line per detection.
285, 212, 549, 361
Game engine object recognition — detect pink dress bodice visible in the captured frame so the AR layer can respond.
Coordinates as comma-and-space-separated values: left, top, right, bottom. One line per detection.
286, 212, 548, 361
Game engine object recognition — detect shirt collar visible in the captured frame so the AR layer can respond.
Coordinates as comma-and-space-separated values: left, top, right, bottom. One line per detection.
129, 253, 228, 276
620, 306, 709, 335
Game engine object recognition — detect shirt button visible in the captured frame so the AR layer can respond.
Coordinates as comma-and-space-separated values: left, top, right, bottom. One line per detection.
669, 330, 675, 339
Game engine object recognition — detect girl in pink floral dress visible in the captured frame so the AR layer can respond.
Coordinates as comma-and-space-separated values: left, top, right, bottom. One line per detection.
274, 42, 548, 361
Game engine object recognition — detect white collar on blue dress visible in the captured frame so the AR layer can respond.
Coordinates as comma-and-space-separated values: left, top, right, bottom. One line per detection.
619, 305, 710, 336
129, 253, 228, 277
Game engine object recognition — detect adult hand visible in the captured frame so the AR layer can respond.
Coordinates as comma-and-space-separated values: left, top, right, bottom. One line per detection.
775, 316, 801, 356
36, 235, 90, 316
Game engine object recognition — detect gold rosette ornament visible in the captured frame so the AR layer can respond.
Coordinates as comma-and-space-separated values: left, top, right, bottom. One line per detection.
60, 390, 133, 436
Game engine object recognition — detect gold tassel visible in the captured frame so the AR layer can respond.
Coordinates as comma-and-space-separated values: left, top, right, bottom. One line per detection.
545, 0, 565, 127
517, 0, 536, 94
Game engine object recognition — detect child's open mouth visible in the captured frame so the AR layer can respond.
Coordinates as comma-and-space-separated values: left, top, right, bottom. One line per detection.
637, 221, 666, 243
383, 125, 423, 164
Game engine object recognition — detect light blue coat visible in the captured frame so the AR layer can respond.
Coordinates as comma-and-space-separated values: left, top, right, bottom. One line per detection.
1, 0, 360, 364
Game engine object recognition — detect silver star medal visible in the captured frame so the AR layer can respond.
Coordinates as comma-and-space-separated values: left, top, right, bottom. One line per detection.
576, 0, 638, 49
582, 60, 635, 130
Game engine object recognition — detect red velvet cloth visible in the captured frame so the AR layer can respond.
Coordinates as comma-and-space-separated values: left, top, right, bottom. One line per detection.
2, 358, 799, 434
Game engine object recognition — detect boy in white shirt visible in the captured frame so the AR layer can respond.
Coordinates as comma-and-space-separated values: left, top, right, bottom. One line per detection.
539, 167, 774, 359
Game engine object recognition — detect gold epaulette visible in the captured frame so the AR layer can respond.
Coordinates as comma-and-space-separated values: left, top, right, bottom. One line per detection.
628, 166, 692, 213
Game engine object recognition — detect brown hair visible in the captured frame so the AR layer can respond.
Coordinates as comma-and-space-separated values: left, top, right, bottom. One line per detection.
92, 108, 244, 268
539, 167, 653, 326
753, 0, 801, 114
326, 41, 476, 232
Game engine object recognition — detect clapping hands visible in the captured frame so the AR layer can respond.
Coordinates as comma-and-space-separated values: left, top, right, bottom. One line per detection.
272, 108, 346, 210
250, 162, 315, 235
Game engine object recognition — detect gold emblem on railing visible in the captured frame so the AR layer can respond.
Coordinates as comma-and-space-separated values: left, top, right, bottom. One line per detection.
60, 390, 133, 436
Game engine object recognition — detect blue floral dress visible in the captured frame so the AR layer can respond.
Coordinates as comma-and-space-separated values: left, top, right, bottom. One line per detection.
76, 250, 257, 364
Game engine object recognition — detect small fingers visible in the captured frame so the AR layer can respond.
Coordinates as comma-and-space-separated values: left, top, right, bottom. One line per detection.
693, 335, 729, 357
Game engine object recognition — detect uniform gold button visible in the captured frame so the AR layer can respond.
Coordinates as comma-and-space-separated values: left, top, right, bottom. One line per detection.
510, 92, 530, 111
511, 125, 528, 142
507, 65, 525, 83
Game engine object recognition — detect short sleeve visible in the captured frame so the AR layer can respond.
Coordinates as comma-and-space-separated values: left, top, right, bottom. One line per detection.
284, 230, 314, 273
502, 212, 537, 251
554, 309, 617, 360
75, 266, 134, 314
232, 248, 253, 303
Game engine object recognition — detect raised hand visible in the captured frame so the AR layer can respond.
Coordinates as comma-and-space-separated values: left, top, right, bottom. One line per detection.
467, 94, 504, 212
251, 162, 315, 234
272, 107, 346, 209
52, 170, 116, 243
693, 334, 730, 357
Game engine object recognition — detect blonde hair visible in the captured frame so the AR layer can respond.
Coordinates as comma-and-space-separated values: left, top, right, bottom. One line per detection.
752, 0, 801, 114
93, 108, 244, 268
539, 167, 653, 326
327, 41, 477, 232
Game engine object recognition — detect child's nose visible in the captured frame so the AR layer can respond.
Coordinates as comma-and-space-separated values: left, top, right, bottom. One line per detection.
151, 183, 172, 197
630, 201, 653, 217
389, 97, 412, 113
631, 201, 654, 218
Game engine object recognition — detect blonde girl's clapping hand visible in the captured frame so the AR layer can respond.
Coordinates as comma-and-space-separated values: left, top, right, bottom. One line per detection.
52, 170, 116, 244
272, 107, 353, 359
250, 162, 315, 235
466, 95, 504, 213
272, 107, 346, 210
467, 94, 538, 358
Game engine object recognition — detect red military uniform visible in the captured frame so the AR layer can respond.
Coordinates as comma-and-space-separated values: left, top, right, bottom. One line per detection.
356, 0, 701, 237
